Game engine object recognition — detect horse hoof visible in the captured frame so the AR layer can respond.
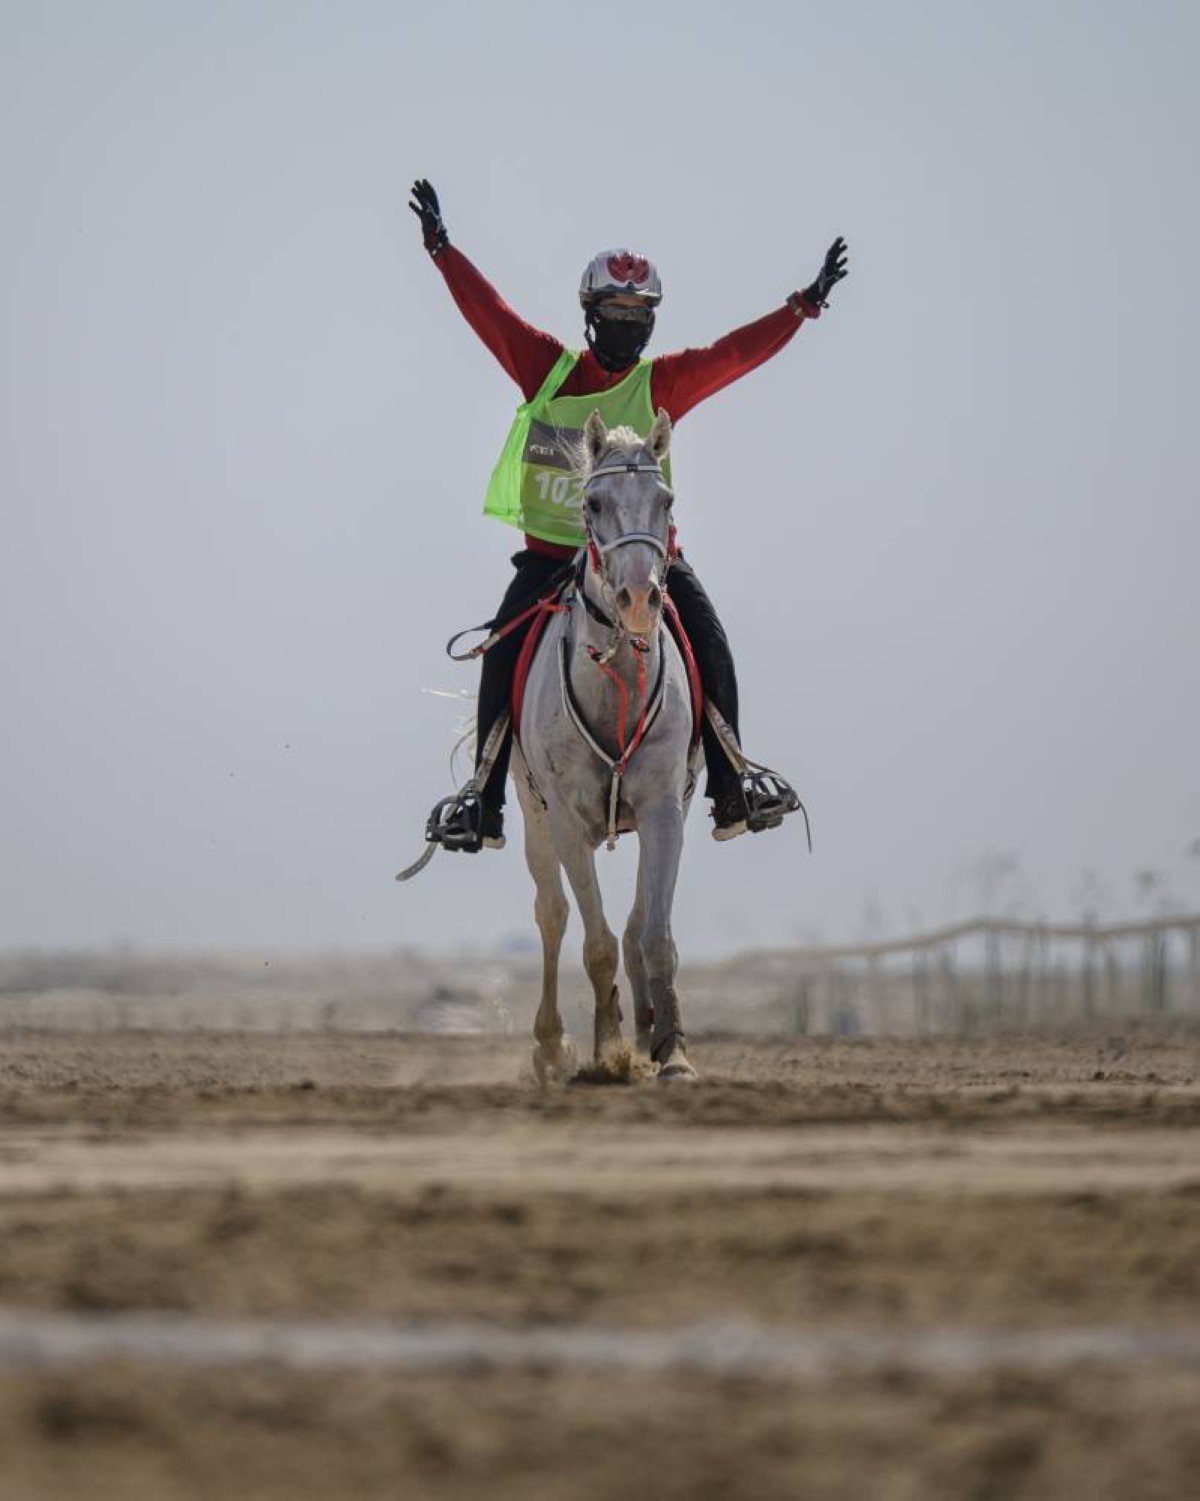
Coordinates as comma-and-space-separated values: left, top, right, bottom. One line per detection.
594, 1034, 628, 1068
533, 1039, 578, 1085
655, 1046, 698, 1082
658, 1062, 698, 1082
594, 1020, 625, 1067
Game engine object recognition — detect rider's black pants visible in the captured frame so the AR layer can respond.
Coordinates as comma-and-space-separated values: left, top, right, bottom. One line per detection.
477, 550, 741, 809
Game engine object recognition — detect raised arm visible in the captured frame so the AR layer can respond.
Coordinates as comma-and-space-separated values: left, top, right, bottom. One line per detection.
652, 237, 849, 421
409, 178, 562, 399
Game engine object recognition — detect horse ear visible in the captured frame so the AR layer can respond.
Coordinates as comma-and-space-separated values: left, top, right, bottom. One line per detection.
584, 410, 608, 465
647, 407, 672, 462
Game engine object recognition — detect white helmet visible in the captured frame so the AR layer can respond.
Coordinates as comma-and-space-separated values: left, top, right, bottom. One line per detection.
579, 249, 663, 308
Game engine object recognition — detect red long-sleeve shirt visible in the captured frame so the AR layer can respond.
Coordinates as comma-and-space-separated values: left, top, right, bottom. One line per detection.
435, 245, 817, 557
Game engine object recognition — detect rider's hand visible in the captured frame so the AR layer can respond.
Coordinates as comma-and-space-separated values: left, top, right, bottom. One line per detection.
409, 178, 448, 257
801, 237, 848, 310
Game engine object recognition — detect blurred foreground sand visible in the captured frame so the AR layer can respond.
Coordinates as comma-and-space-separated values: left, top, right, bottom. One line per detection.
0, 1028, 1197, 1499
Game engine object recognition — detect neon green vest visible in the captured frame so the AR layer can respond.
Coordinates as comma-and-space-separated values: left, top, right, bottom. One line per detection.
483, 352, 672, 547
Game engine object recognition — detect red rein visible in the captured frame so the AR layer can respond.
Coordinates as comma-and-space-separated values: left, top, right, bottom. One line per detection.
588, 638, 650, 766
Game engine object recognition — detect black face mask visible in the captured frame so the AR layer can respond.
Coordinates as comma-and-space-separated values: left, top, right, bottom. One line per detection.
585, 305, 655, 372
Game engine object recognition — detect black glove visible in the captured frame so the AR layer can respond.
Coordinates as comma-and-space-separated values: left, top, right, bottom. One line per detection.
802, 236, 848, 309
409, 178, 448, 257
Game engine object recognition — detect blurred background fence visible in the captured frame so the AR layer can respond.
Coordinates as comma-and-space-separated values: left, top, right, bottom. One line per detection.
2, 914, 1199, 1036
735, 914, 1200, 1036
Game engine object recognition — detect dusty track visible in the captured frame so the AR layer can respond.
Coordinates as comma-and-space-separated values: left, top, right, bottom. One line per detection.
0, 1028, 1198, 1498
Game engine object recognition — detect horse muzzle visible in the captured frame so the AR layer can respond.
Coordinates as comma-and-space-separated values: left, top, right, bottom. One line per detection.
614, 581, 663, 638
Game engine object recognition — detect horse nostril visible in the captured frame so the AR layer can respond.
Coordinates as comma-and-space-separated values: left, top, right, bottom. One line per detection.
616, 587, 633, 612
648, 584, 662, 612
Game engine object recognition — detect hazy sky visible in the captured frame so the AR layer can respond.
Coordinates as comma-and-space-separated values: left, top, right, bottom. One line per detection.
2, 1, 1197, 956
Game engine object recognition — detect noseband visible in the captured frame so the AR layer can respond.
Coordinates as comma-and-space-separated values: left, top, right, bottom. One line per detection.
582, 460, 674, 583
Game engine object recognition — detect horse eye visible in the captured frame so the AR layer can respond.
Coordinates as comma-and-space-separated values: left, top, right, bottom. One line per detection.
588, 498, 602, 516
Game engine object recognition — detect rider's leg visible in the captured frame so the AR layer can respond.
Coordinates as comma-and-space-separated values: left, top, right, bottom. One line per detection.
477, 550, 570, 815
427, 549, 567, 853
664, 555, 742, 801
667, 554, 800, 839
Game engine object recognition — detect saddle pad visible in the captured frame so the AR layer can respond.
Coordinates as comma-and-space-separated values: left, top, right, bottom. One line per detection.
511, 596, 561, 744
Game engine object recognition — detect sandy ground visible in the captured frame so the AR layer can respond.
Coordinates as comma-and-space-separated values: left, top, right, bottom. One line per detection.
0, 1027, 1198, 1499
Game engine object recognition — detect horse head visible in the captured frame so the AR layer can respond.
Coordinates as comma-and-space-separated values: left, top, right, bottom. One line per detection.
581, 408, 674, 639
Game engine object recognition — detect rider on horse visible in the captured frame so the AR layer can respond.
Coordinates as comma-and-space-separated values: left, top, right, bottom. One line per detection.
409, 178, 848, 854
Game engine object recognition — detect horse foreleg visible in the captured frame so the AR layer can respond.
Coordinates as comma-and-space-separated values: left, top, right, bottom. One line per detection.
514, 762, 575, 1083
554, 832, 623, 1068
636, 803, 695, 1081
623, 863, 653, 1057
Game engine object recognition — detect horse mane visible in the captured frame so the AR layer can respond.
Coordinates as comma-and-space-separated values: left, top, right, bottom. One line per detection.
570, 424, 649, 483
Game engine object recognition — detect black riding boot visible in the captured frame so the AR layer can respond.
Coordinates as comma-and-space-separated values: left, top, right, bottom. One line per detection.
426, 550, 569, 853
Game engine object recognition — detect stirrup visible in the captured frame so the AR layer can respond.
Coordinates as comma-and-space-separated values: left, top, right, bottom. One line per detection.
704, 701, 811, 848
425, 787, 503, 853
739, 768, 799, 831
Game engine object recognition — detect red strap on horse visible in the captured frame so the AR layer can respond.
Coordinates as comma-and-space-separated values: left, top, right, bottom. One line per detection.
587, 638, 651, 763
479, 595, 557, 656
662, 594, 703, 747
446, 563, 576, 662
615, 643, 652, 772
511, 597, 566, 741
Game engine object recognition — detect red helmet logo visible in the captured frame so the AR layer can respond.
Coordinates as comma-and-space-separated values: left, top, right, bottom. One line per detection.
606, 252, 649, 286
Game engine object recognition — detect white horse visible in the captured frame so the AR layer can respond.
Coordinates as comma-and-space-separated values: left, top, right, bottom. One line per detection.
513, 409, 701, 1082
